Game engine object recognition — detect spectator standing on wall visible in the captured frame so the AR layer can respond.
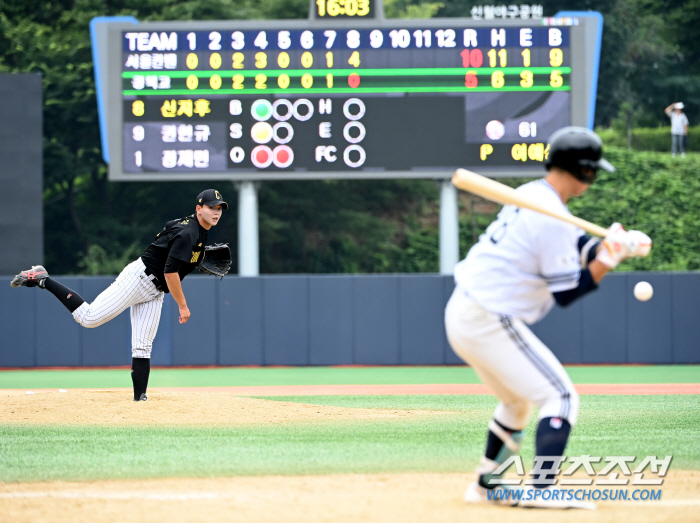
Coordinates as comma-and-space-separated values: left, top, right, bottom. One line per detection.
664, 102, 689, 157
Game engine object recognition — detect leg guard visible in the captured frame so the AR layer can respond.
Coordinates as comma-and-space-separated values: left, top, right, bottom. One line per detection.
131, 357, 150, 401
44, 278, 85, 313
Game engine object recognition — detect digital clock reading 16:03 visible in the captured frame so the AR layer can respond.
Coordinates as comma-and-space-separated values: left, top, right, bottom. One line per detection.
316, 0, 372, 18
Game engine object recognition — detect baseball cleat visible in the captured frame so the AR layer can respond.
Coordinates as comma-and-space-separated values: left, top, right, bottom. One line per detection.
464, 482, 520, 506
10, 265, 49, 288
517, 486, 597, 510
134, 393, 148, 402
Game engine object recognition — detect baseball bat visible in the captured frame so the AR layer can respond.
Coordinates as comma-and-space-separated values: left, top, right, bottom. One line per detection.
452, 168, 609, 238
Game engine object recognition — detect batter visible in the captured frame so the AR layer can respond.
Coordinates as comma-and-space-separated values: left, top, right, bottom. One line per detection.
445, 127, 651, 509
10, 189, 228, 401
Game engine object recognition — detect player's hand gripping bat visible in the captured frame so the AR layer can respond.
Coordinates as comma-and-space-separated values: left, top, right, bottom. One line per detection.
451, 168, 609, 237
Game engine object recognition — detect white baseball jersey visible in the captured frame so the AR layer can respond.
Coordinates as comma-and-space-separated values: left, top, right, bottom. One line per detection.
454, 179, 582, 324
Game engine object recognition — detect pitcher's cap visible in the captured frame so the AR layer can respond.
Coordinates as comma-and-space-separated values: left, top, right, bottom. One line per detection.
196, 189, 228, 210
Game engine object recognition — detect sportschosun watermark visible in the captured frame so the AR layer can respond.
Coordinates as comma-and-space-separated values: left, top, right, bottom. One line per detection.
485, 455, 672, 502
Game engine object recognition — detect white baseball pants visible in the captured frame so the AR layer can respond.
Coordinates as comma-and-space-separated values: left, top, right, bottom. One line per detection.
72, 258, 164, 358
445, 288, 579, 430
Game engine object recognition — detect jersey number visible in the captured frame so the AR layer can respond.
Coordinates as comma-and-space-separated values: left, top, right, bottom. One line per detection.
489, 207, 520, 244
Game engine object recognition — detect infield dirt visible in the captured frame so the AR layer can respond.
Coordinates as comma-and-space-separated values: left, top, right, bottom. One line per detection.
0, 389, 447, 424
1, 390, 698, 523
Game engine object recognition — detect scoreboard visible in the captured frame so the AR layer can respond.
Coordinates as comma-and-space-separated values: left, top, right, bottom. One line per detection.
95, 14, 604, 180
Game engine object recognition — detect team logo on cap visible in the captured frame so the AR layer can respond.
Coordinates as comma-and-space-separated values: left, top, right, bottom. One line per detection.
215, 190, 221, 200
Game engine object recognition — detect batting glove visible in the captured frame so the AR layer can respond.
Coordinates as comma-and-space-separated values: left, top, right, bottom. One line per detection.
596, 223, 652, 269
627, 230, 652, 257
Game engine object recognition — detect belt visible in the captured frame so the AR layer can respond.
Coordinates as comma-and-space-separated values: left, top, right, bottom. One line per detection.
144, 267, 163, 291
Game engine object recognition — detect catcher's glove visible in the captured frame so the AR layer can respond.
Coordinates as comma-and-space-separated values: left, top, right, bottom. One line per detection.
198, 243, 232, 279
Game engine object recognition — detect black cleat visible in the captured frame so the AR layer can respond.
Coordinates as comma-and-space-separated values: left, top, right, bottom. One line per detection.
10, 265, 49, 288
134, 393, 148, 402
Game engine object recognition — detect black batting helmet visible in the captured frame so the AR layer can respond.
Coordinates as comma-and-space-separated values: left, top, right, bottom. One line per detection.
545, 126, 615, 183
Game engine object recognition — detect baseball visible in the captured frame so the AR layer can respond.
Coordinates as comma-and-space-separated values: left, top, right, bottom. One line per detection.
634, 281, 654, 301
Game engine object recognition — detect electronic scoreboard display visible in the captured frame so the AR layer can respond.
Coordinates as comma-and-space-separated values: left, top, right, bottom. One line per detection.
97, 15, 603, 180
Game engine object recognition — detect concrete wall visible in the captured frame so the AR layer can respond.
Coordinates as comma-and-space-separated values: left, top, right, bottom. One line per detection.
0, 272, 698, 367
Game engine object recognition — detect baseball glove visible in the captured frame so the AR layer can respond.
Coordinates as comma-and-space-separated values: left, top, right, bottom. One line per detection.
198, 243, 232, 279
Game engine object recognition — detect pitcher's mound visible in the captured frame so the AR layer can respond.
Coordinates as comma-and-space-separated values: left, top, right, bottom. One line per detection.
0, 390, 445, 425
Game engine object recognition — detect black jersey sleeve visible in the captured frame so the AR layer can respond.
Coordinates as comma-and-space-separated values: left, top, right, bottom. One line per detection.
164, 256, 184, 274
167, 229, 198, 264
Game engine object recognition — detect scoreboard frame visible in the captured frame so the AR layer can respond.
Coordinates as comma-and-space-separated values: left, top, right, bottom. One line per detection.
92, 13, 605, 182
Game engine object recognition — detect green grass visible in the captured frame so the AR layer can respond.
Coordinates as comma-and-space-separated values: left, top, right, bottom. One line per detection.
1, 365, 698, 390
1, 395, 698, 482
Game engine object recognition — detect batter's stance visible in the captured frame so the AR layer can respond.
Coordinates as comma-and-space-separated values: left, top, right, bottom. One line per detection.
10, 189, 228, 401
445, 128, 651, 509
